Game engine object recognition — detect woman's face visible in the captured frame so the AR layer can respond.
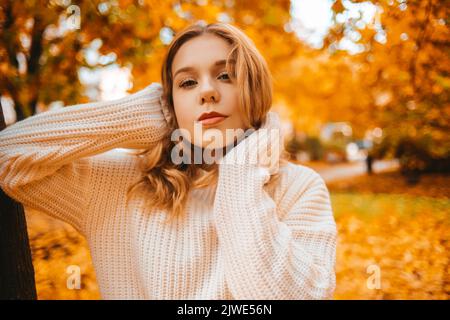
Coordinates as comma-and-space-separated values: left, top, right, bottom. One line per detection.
171, 33, 246, 150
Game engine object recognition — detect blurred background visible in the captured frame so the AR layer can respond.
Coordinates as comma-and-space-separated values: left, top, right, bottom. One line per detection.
0, 0, 449, 299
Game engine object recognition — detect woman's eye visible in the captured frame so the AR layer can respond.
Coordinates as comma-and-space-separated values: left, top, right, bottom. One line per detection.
180, 79, 196, 88
218, 72, 230, 80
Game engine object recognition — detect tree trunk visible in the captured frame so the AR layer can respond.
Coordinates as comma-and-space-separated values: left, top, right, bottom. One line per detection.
0, 101, 37, 299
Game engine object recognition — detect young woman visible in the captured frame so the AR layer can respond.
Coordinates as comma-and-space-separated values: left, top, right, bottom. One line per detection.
0, 23, 337, 300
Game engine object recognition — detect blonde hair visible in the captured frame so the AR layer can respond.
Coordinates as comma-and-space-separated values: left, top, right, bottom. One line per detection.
126, 22, 289, 224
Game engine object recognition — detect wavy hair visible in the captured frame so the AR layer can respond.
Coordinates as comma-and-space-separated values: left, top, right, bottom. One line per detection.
126, 22, 289, 224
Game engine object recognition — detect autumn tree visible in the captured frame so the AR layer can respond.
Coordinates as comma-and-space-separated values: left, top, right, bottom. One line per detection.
325, 0, 449, 172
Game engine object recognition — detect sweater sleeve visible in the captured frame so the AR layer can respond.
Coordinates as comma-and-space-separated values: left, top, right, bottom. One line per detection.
213, 160, 337, 300
0, 82, 167, 233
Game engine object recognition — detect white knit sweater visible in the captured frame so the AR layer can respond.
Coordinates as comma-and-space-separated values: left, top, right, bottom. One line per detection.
0, 83, 337, 300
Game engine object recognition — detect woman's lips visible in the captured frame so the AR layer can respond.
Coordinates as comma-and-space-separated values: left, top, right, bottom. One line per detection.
198, 116, 228, 126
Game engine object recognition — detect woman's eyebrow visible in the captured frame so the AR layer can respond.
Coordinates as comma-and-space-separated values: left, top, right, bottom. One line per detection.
173, 59, 236, 78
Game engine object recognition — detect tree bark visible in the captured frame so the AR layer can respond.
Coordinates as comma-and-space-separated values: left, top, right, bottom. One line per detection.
0, 100, 37, 299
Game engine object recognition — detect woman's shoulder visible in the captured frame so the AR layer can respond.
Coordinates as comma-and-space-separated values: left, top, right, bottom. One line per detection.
278, 161, 325, 187
269, 161, 328, 213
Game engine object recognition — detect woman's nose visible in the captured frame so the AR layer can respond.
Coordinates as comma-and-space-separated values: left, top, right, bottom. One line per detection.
201, 93, 217, 104
199, 80, 220, 104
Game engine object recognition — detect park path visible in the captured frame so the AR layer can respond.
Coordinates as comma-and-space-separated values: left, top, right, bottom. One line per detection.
305, 159, 399, 183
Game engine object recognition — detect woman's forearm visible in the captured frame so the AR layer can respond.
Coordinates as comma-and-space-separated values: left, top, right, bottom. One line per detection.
0, 82, 167, 189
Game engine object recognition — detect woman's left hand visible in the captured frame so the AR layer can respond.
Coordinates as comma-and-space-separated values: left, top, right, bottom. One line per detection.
218, 111, 283, 176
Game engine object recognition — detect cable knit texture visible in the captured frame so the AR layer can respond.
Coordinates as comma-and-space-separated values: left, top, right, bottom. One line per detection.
0, 82, 337, 300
